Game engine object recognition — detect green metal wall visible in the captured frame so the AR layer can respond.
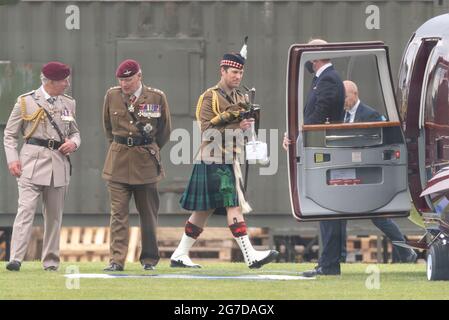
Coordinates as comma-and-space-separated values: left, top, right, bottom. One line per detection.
0, 1, 446, 219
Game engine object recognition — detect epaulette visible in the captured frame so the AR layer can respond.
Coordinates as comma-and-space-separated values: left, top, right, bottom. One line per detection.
149, 87, 165, 96
19, 90, 35, 98
108, 86, 121, 91
63, 93, 74, 100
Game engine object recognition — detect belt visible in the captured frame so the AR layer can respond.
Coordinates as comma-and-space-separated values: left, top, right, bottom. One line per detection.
113, 135, 153, 147
26, 138, 62, 150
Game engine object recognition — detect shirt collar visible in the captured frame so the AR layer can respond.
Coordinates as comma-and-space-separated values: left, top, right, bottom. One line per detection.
132, 83, 143, 98
40, 85, 57, 101
348, 99, 361, 115
315, 63, 332, 78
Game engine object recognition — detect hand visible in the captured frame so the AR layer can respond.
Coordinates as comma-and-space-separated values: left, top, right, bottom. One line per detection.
282, 132, 292, 151
58, 138, 77, 156
8, 160, 22, 177
239, 118, 254, 131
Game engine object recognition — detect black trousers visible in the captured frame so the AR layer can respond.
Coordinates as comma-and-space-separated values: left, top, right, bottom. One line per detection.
318, 218, 413, 270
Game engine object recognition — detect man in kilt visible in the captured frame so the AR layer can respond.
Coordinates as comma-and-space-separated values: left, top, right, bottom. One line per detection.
170, 52, 279, 269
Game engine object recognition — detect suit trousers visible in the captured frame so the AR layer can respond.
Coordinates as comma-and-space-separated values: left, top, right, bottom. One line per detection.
10, 176, 66, 268
318, 220, 347, 272
107, 181, 160, 267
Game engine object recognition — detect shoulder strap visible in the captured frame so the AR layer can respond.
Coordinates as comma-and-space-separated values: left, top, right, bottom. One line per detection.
42, 107, 73, 175
195, 87, 220, 123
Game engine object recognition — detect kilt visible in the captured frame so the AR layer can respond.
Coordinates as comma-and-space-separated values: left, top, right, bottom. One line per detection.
179, 162, 239, 213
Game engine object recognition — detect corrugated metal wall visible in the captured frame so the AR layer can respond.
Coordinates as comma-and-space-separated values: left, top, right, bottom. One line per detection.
0, 1, 447, 216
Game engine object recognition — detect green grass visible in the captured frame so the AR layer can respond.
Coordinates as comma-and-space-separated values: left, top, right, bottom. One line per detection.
0, 261, 448, 300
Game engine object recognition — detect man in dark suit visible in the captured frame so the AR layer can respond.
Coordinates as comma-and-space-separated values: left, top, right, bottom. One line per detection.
303, 48, 344, 125
339, 80, 418, 263
342, 80, 384, 123
302, 39, 346, 276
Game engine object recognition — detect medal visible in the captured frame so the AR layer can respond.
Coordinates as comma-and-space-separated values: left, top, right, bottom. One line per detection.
138, 104, 152, 118
128, 104, 135, 112
149, 104, 161, 118
143, 123, 153, 133
61, 108, 74, 122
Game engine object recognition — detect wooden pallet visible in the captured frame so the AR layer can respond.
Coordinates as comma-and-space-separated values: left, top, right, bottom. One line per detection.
346, 235, 380, 263
59, 227, 110, 262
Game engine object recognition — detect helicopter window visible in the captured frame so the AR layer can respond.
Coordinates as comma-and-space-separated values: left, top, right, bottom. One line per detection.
425, 64, 449, 125
397, 42, 418, 122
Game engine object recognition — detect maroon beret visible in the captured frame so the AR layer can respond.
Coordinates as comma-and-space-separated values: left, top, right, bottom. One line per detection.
116, 59, 141, 78
42, 61, 70, 81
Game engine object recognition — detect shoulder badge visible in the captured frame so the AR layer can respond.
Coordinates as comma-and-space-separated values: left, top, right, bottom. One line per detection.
108, 86, 121, 92
19, 90, 35, 98
149, 87, 165, 96
63, 93, 74, 100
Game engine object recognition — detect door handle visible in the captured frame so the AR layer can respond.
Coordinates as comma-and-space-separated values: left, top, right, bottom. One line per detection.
326, 134, 381, 141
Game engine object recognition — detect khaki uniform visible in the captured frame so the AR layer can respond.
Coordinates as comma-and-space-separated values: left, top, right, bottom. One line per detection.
102, 85, 171, 266
3, 87, 81, 268
196, 82, 247, 163
182, 82, 252, 214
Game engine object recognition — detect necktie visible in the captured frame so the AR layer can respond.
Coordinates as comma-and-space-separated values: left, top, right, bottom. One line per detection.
47, 97, 56, 104
344, 111, 351, 123
129, 94, 137, 105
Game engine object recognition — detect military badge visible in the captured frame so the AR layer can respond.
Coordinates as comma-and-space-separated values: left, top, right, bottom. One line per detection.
149, 104, 161, 118
143, 123, 153, 134
128, 104, 135, 113
61, 108, 74, 122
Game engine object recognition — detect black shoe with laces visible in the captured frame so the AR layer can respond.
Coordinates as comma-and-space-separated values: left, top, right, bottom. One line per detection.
143, 264, 155, 271
44, 266, 58, 271
103, 262, 124, 272
302, 265, 341, 277
6, 260, 21, 271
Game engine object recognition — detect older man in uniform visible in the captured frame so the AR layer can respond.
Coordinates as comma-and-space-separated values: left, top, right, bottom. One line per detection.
102, 59, 172, 271
170, 52, 278, 269
4, 61, 80, 271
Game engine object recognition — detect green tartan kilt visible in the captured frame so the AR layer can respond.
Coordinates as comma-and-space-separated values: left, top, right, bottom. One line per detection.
179, 163, 239, 213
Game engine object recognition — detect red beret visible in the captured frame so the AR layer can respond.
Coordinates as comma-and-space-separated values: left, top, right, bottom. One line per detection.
116, 59, 141, 78
42, 61, 70, 81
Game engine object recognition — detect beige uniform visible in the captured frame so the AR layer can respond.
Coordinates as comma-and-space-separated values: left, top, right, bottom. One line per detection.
102, 85, 172, 267
3, 87, 81, 268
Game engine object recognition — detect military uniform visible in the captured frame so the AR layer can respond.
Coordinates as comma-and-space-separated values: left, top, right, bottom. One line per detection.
180, 82, 250, 213
102, 84, 172, 268
171, 52, 278, 270
3, 86, 80, 269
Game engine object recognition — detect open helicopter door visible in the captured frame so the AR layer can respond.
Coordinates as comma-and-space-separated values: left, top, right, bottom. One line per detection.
286, 42, 411, 221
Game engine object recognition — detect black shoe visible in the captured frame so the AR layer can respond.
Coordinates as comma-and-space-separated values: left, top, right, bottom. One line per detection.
249, 250, 279, 269
104, 262, 124, 272
302, 265, 341, 277
6, 260, 21, 271
44, 266, 58, 272
143, 264, 155, 271
401, 251, 418, 263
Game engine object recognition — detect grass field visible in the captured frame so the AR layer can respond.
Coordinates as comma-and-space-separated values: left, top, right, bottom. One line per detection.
0, 260, 448, 300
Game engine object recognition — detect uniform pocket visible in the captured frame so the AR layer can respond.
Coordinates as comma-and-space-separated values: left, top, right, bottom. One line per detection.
111, 109, 127, 128
135, 146, 161, 179
19, 152, 38, 179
